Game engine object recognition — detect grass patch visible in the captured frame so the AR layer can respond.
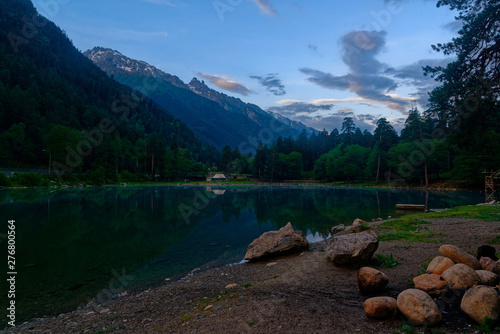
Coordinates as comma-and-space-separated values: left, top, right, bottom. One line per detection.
374, 253, 401, 268
486, 236, 500, 244
377, 218, 442, 243
377, 204, 500, 243
423, 205, 500, 221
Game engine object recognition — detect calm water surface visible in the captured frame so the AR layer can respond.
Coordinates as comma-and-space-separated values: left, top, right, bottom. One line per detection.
0, 185, 484, 326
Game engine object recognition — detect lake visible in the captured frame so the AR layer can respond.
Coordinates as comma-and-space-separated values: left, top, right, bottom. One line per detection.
0, 185, 484, 326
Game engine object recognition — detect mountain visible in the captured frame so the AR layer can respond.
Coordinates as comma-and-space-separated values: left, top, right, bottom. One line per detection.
84, 47, 316, 151
0, 0, 218, 181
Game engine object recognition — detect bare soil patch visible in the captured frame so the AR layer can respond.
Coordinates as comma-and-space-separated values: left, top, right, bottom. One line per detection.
7, 214, 500, 334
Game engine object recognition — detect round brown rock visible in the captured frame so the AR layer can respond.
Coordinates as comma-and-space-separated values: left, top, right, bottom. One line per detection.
439, 244, 481, 270
427, 256, 455, 275
357, 267, 389, 295
363, 297, 398, 319
397, 289, 442, 326
480, 257, 496, 272
461, 285, 500, 324
476, 270, 500, 286
413, 274, 448, 296
441, 263, 480, 290
353, 218, 367, 226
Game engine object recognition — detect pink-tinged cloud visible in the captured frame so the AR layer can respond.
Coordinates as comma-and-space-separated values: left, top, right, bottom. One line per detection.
251, 0, 277, 16
198, 73, 253, 96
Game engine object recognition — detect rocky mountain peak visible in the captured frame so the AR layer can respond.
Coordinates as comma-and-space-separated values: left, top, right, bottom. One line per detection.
83, 47, 186, 88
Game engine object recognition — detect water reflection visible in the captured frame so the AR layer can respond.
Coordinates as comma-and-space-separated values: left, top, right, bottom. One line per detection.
0, 186, 483, 326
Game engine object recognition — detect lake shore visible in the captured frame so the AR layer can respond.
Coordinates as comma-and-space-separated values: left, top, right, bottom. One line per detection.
6, 204, 500, 334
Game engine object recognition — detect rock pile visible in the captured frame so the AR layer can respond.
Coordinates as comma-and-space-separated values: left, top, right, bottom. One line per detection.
360, 243, 500, 328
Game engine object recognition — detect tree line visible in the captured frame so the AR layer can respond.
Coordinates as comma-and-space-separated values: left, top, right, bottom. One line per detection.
219, 0, 500, 187
0, 0, 220, 185
219, 111, 452, 185
1, 0, 498, 187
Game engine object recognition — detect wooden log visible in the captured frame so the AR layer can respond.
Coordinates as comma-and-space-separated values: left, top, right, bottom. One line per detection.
396, 204, 426, 211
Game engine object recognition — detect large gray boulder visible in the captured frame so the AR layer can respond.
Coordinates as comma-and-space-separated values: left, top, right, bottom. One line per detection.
244, 222, 309, 261
326, 230, 379, 266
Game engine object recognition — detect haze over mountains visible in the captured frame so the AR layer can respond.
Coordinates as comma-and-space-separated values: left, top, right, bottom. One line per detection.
84, 47, 316, 151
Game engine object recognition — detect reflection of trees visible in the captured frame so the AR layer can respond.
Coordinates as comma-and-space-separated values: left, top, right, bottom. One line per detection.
1, 186, 210, 326
0, 185, 483, 327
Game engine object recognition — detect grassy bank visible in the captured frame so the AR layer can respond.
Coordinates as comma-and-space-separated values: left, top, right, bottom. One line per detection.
376, 204, 500, 243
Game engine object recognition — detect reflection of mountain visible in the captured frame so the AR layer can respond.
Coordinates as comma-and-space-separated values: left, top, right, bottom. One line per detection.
0, 186, 483, 327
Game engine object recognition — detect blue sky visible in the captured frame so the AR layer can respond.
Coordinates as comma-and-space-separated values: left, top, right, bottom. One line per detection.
32, 0, 460, 132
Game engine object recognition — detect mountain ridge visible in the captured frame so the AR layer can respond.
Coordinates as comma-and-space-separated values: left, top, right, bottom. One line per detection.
0, 0, 218, 178
84, 47, 316, 151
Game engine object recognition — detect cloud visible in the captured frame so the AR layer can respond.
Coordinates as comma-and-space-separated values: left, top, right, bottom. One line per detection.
250, 73, 286, 96
198, 73, 253, 96
292, 113, 375, 132
385, 58, 453, 107
442, 20, 464, 33
250, 0, 277, 16
141, 0, 185, 7
300, 30, 418, 113
267, 102, 334, 115
308, 44, 318, 52
268, 102, 379, 132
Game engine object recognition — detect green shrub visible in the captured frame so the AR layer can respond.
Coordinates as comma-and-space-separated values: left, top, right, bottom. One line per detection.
120, 170, 139, 182
85, 166, 106, 185
11, 172, 49, 187
0, 173, 11, 186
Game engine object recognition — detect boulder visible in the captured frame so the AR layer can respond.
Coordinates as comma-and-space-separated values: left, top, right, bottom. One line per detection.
325, 230, 379, 266
494, 261, 500, 276
353, 218, 368, 226
476, 270, 500, 286
363, 297, 398, 319
477, 245, 498, 261
461, 285, 500, 324
480, 257, 496, 272
244, 223, 309, 261
413, 274, 448, 296
357, 267, 389, 295
350, 225, 371, 233
441, 264, 480, 290
427, 256, 455, 275
439, 245, 481, 270
397, 289, 442, 326
331, 224, 345, 234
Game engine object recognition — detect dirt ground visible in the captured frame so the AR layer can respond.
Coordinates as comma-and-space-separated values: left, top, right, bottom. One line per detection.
6, 214, 500, 334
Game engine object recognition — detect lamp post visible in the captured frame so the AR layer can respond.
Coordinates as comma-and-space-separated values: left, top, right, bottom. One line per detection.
43, 149, 51, 175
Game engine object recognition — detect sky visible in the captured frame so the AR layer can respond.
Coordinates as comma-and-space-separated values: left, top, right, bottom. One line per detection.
32, 0, 461, 132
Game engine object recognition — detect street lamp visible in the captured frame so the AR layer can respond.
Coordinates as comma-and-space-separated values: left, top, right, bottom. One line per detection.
43, 149, 51, 175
